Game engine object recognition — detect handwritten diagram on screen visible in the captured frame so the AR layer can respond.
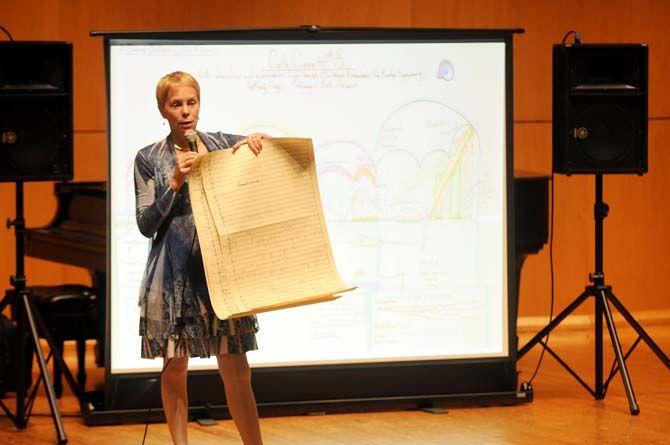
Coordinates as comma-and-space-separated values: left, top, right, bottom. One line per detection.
109, 41, 507, 372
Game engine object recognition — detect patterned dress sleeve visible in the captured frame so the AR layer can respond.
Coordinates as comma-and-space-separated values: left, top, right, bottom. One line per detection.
201, 131, 246, 149
134, 149, 178, 238
223, 132, 246, 147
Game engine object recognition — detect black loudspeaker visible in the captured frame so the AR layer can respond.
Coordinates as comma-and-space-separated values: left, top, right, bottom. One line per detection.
0, 42, 73, 182
553, 44, 648, 175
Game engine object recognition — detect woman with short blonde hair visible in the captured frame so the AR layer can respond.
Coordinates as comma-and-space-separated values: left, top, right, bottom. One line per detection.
134, 71, 267, 444
155, 71, 200, 109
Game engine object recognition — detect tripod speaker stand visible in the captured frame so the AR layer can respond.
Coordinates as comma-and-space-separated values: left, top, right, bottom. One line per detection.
0, 182, 84, 444
518, 174, 670, 414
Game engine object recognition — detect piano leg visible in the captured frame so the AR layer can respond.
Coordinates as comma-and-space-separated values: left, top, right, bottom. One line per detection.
53, 339, 64, 398
91, 271, 106, 368
76, 339, 87, 392
514, 254, 528, 354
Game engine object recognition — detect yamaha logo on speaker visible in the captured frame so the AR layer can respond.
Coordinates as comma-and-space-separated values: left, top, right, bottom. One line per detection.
1, 131, 17, 144
574, 127, 589, 139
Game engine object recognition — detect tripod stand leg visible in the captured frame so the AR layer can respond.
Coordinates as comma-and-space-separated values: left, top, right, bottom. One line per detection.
598, 289, 640, 415
12, 292, 27, 428
595, 291, 604, 399
26, 295, 83, 402
518, 291, 590, 359
607, 293, 670, 369
23, 294, 68, 443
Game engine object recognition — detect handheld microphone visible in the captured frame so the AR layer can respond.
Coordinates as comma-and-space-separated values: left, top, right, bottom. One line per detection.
184, 130, 198, 152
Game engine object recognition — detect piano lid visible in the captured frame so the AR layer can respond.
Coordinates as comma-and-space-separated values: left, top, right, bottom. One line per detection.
25, 181, 106, 272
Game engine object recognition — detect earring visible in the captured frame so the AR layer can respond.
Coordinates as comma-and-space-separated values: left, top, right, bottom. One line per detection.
162, 119, 166, 126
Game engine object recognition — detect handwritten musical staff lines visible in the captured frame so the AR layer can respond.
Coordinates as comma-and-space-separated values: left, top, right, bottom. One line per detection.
190, 138, 354, 319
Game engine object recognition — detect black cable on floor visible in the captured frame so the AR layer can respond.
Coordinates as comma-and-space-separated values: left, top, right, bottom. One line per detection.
528, 172, 556, 384
0, 26, 13, 41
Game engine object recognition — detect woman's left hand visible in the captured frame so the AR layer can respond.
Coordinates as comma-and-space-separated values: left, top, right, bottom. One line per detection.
232, 133, 271, 156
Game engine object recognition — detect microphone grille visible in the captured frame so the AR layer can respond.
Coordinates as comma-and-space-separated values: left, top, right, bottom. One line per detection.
184, 130, 197, 144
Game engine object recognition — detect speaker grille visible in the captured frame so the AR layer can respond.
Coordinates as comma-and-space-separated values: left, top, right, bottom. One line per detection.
2, 104, 63, 173
576, 104, 634, 163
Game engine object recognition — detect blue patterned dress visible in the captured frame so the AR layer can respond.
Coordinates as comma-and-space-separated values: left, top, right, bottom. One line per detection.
134, 131, 259, 359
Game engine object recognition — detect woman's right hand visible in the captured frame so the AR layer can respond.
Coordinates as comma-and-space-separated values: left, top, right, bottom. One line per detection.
170, 151, 200, 191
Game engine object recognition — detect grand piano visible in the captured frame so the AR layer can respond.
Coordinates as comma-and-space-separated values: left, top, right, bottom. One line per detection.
24, 175, 549, 365
24, 181, 107, 365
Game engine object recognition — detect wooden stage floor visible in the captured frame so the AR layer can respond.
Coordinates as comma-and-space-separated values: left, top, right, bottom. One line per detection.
1, 323, 668, 444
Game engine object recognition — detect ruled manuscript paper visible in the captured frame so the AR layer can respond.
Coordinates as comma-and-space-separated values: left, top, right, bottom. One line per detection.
189, 138, 354, 320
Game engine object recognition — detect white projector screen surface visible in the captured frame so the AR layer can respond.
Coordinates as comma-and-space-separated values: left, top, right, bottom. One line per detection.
109, 40, 507, 373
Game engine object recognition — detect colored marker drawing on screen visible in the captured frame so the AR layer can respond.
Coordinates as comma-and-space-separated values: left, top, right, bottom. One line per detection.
315, 100, 480, 223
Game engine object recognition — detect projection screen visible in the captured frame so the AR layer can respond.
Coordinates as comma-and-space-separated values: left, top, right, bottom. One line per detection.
99, 28, 521, 417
